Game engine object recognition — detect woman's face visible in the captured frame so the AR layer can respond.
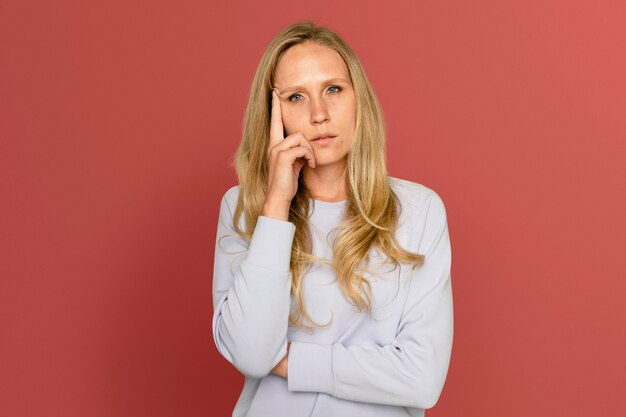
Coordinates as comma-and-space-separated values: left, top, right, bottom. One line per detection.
273, 41, 356, 169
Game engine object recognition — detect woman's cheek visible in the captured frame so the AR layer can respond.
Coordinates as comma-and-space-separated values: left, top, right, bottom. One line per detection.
282, 106, 306, 134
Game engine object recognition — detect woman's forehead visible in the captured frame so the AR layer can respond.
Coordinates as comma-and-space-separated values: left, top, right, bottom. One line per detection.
274, 43, 349, 88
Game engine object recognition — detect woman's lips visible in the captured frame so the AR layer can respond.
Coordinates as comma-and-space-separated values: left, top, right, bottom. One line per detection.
311, 136, 335, 146
311, 135, 336, 145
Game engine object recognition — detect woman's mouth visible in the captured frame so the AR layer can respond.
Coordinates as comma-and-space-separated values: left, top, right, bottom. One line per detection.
311, 133, 337, 146
312, 136, 335, 145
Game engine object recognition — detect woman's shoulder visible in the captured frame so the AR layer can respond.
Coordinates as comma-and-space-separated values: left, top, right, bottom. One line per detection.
219, 184, 241, 207
216, 185, 242, 226
387, 176, 449, 253
388, 175, 445, 209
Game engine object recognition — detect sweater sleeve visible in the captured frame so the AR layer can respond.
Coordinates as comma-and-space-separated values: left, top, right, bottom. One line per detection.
287, 192, 453, 409
211, 188, 295, 378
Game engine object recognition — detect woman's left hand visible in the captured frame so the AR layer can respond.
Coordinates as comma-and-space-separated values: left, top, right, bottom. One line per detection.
270, 341, 291, 379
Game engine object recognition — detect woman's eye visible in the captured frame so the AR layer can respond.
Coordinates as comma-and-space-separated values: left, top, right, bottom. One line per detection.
288, 86, 342, 102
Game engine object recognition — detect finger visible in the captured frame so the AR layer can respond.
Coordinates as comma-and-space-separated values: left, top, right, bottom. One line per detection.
271, 135, 316, 168
279, 146, 316, 168
273, 132, 316, 160
269, 90, 284, 149
293, 159, 305, 173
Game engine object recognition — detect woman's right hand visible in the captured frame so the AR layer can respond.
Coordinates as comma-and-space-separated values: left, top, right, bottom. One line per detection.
263, 90, 316, 221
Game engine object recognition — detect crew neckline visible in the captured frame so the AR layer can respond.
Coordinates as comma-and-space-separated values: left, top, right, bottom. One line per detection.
309, 198, 348, 205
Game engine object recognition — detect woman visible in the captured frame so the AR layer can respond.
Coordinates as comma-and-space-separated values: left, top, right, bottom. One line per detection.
212, 21, 453, 417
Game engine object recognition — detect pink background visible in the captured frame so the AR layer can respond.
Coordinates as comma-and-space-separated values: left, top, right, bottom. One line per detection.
1, 1, 625, 416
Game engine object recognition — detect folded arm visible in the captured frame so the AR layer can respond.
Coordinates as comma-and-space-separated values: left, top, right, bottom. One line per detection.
287, 193, 453, 409
211, 188, 294, 378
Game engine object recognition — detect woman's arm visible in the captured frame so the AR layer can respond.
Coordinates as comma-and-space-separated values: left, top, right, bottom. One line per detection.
211, 187, 295, 378
270, 341, 291, 378
286, 193, 453, 409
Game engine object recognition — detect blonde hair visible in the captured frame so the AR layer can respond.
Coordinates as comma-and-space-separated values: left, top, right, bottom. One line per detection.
231, 21, 424, 331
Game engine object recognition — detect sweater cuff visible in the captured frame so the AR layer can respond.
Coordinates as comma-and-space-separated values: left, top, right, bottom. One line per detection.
287, 342, 335, 395
246, 215, 296, 271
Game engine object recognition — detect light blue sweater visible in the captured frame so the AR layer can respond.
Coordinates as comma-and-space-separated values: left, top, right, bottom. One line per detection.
212, 176, 453, 417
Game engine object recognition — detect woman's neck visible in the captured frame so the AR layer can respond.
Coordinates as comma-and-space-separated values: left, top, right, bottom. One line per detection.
302, 162, 347, 202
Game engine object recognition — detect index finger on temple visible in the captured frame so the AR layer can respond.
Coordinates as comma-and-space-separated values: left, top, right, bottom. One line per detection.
269, 90, 284, 147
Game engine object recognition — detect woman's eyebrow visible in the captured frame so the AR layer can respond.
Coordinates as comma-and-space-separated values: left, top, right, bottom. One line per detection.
278, 78, 350, 94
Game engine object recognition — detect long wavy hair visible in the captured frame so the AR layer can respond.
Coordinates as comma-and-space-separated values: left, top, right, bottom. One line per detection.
231, 21, 424, 331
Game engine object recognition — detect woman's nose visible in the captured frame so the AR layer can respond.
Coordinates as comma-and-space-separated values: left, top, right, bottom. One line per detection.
309, 97, 330, 124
